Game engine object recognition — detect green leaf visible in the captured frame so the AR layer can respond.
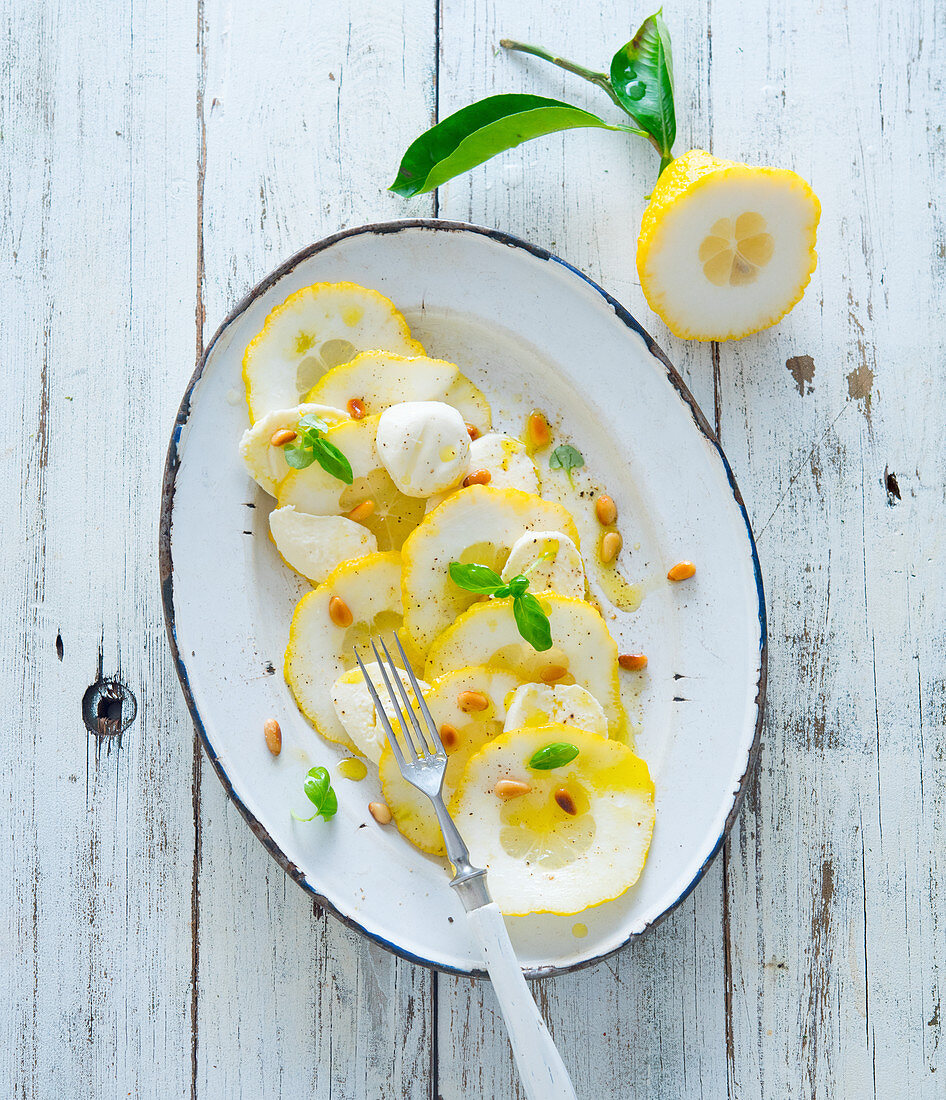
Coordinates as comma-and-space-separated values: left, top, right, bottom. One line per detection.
506, 575, 530, 599
527, 741, 579, 770
390, 94, 631, 198
610, 10, 676, 168
297, 413, 328, 432
293, 766, 338, 822
283, 438, 316, 469
449, 561, 507, 594
513, 592, 553, 652
311, 436, 354, 484
548, 444, 584, 477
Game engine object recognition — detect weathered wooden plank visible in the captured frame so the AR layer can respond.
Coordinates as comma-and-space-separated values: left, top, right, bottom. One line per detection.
709, 0, 946, 1096
195, 2, 437, 1095
433, 3, 730, 1096
0, 1, 198, 1096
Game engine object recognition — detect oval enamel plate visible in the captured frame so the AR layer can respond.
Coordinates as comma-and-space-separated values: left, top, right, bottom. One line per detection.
160, 221, 765, 977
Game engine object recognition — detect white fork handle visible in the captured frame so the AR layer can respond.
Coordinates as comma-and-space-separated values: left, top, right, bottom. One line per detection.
466, 902, 578, 1100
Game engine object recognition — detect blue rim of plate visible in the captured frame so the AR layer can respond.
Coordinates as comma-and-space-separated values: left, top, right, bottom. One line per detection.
159, 218, 767, 979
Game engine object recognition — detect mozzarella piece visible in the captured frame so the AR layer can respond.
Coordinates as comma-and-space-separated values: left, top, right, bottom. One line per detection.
426, 432, 538, 512
503, 683, 608, 737
332, 663, 430, 764
239, 402, 349, 495
376, 401, 471, 497
269, 505, 376, 583
501, 529, 586, 598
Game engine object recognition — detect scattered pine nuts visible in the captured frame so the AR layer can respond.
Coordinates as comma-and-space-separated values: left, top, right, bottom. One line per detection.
346, 499, 375, 523
270, 428, 297, 447
494, 779, 531, 799
619, 653, 648, 672
328, 595, 353, 628
347, 397, 367, 419
595, 494, 617, 526
554, 787, 578, 815
600, 531, 623, 564
462, 469, 492, 488
526, 411, 551, 449
540, 665, 568, 683
466, 422, 481, 441
667, 561, 696, 582
457, 690, 489, 713
263, 718, 282, 756
439, 723, 459, 749
368, 801, 392, 825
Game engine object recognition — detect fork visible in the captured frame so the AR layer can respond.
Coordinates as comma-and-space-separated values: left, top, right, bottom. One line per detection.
355, 635, 578, 1100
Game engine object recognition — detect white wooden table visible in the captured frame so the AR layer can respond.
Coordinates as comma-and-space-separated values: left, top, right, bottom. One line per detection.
3, 0, 942, 1095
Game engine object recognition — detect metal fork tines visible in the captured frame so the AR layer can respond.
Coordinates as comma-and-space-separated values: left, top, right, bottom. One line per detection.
354, 634, 490, 909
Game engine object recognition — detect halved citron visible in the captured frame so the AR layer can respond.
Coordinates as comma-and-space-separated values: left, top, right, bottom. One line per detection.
277, 416, 426, 550
243, 283, 425, 421
637, 149, 821, 341
379, 666, 523, 854
239, 402, 349, 495
269, 505, 376, 584
305, 352, 491, 433
401, 486, 580, 653
284, 552, 417, 750
424, 595, 627, 739
451, 725, 655, 915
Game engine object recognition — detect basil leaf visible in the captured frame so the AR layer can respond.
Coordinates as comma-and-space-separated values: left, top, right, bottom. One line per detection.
610, 11, 676, 172
548, 444, 584, 476
506, 575, 530, 599
297, 413, 328, 432
283, 439, 316, 469
528, 741, 579, 770
449, 561, 506, 594
311, 437, 354, 484
513, 592, 553, 652
293, 766, 338, 822
390, 94, 632, 198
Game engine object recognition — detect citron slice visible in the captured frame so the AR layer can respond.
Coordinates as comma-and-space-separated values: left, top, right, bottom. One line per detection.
637, 149, 821, 340
331, 662, 429, 765
379, 666, 523, 854
239, 402, 349, 495
451, 725, 655, 915
277, 416, 426, 551
269, 505, 377, 584
243, 283, 424, 421
424, 595, 627, 739
284, 552, 416, 750
401, 485, 580, 654
305, 351, 491, 433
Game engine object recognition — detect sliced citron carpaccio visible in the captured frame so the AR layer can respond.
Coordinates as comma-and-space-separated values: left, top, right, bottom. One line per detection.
305, 351, 491, 434
503, 682, 608, 737
331, 662, 429, 765
637, 149, 821, 341
239, 402, 349, 495
401, 485, 580, 654
424, 594, 627, 739
243, 282, 425, 421
378, 666, 524, 854
276, 416, 426, 551
284, 552, 417, 751
451, 725, 655, 915
269, 505, 377, 584
425, 432, 539, 512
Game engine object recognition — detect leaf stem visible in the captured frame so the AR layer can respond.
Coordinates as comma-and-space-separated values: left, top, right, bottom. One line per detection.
500, 39, 625, 112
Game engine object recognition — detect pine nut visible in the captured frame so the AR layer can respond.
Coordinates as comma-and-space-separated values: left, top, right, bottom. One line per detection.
466, 422, 480, 440
347, 397, 367, 419
439, 723, 459, 749
527, 411, 551, 449
462, 469, 491, 488
600, 531, 623, 563
346, 499, 375, 523
328, 595, 353, 628
368, 801, 392, 825
595, 494, 617, 526
619, 653, 648, 671
667, 560, 696, 582
494, 779, 531, 799
540, 665, 568, 683
270, 428, 297, 447
554, 787, 578, 815
263, 718, 282, 756
457, 690, 489, 713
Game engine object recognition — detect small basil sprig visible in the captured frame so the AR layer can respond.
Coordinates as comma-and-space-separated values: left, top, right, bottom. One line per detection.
548, 444, 584, 486
284, 414, 353, 484
390, 11, 675, 196
528, 742, 580, 770
292, 766, 338, 822
449, 562, 552, 652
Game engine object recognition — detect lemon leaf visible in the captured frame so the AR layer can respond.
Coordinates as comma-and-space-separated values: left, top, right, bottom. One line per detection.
610, 10, 676, 173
